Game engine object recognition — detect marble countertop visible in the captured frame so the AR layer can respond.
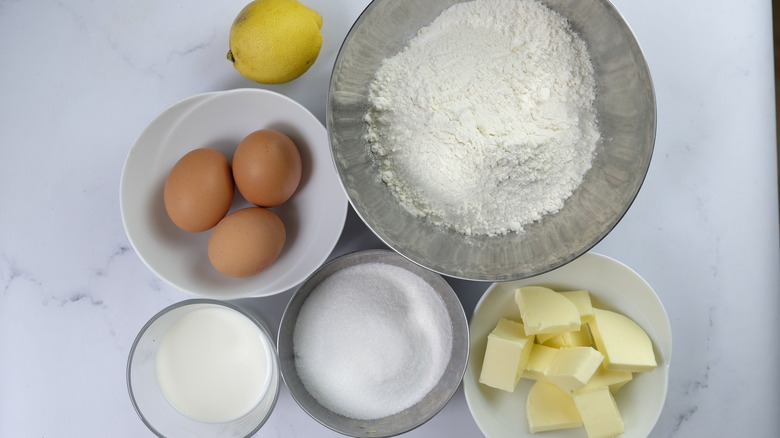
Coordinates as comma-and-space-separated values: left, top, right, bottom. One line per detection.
1, 0, 778, 436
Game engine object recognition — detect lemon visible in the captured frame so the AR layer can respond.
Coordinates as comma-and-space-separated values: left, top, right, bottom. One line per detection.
227, 0, 322, 84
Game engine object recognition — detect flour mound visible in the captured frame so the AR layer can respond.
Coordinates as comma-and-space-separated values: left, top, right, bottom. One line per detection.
365, 0, 600, 236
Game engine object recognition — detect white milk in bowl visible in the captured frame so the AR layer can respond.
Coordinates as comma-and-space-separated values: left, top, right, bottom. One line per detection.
155, 306, 273, 423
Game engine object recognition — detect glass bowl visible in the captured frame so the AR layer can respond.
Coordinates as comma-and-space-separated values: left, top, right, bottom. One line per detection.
127, 299, 280, 438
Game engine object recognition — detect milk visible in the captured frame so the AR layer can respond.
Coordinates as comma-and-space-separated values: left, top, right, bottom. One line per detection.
155, 306, 271, 423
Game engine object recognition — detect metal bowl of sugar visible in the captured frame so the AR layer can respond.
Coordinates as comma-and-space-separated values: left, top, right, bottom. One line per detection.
327, 0, 655, 281
277, 249, 469, 437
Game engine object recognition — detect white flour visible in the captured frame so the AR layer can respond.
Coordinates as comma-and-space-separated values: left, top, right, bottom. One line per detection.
365, 0, 600, 236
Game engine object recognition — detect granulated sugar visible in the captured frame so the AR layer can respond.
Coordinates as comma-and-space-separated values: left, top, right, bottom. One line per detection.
292, 262, 453, 420
365, 0, 600, 236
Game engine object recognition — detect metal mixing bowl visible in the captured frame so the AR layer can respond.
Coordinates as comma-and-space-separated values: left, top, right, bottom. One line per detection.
277, 249, 469, 437
327, 0, 655, 281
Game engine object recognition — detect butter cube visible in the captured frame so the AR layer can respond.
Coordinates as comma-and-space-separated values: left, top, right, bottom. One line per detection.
545, 346, 604, 392
521, 343, 558, 381
572, 386, 624, 438
479, 319, 534, 391
589, 308, 657, 372
542, 325, 593, 349
515, 286, 580, 335
574, 366, 633, 394
535, 332, 559, 344
560, 290, 595, 322
541, 333, 567, 348
566, 326, 594, 347
526, 381, 583, 433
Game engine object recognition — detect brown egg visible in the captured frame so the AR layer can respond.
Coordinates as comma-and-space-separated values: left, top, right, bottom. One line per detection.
232, 129, 302, 207
207, 207, 286, 278
163, 148, 234, 232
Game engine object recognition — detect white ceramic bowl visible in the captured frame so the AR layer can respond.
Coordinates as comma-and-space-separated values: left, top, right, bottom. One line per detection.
120, 89, 348, 299
463, 252, 672, 438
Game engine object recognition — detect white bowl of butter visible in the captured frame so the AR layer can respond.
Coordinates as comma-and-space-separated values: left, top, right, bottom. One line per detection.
464, 252, 672, 438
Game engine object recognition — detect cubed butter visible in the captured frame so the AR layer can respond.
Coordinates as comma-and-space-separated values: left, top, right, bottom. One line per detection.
567, 326, 594, 347
560, 290, 595, 323
535, 332, 559, 344
526, 381, 583, 433
574, 366, 633, 394
545, 346, 604, 392
521, 343, 558, 381
589, 308, 657, 372
541, 333, 567, 348
515, 286, 580, 335
542, 325, 593, 349
572, 386, 624, 438
479, 319, 534, 392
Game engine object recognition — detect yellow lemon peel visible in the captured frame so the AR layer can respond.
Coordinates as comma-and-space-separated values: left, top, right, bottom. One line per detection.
227, 0, 322, 84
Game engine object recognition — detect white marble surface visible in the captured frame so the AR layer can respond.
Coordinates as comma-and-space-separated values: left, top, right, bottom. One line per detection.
1, 0, 778, 436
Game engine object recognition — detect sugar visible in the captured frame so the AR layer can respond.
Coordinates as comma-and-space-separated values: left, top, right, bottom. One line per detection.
292, 262, 453, 420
